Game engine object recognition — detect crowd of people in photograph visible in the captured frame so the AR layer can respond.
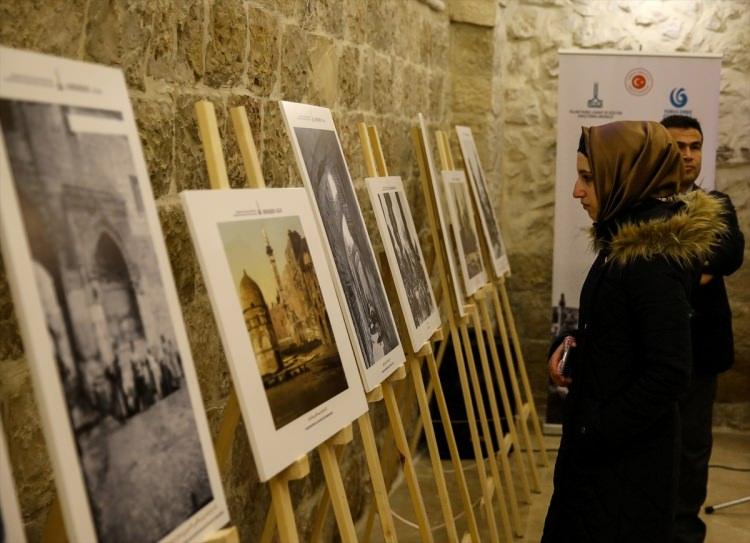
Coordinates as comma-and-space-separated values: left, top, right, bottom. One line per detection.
90, 335, 184, 423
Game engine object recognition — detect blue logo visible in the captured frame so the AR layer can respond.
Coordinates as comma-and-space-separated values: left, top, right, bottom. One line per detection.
669, 88, 688, 108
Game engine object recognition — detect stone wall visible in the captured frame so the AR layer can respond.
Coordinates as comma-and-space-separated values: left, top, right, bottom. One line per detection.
496, 0, 750, 428
0, 0, 748, 540
0, 1, 453, 539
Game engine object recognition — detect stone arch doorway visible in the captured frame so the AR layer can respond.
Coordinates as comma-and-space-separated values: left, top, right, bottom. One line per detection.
93, 233, 143, 346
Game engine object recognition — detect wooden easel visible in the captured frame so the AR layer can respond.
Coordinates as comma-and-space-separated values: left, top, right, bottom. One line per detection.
194, 100, 363, 543
358, 123, 481, 543
435, 130, 532, 537
411, 122, 516, 543
447, 129, 550, 478
344, 123, 435, 543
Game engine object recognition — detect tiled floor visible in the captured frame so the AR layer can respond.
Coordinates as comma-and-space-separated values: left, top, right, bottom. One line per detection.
362, 429, 750, 542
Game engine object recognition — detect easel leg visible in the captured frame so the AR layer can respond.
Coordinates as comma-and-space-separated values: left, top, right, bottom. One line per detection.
408, 334, 450, 455
425, 347, 482, 543
357, 411, 399, 542
478, 296, 532, 504
449, 323, 500, 543
496, 283, 549, 468
459, 318, 514, 543
470, 304, 524, 536
382, 381, 435, 543
490, 287, 542, 492
318, 437, 358, 543
269, 476, 300, 543
408, 355, 459, 542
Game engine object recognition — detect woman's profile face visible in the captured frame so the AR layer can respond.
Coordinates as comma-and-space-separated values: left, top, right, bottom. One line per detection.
573, 152, 598, 221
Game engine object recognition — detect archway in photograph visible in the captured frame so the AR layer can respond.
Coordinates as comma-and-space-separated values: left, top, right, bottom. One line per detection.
93, 232, 143, 345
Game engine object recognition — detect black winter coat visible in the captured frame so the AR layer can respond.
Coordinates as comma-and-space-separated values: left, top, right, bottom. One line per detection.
691, 190, 744, 375
542, 191, 726, 543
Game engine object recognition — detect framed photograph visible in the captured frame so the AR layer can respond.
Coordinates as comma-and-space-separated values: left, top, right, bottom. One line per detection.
455, 125, 510, 276
366, 176, 441, 353
0, 47, 229, 542
280, 101, 405, 391
417, 114, 466, 316
181, 188, 367, 481
0, 418, 26, 543
442, 170, 488, 296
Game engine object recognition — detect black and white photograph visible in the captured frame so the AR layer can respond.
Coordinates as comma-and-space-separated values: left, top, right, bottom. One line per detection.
0, 48, 227, 543
281, 101, 405, 391
443, 170, 487, 296
181, 188, 367, 481
0, 418, 26, 543
367, 177, 441, 352
416, 114, 466, 315
218, 216, 348, 429
455, 126, 511, 276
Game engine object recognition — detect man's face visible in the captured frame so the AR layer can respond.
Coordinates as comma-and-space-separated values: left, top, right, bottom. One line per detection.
667, 127, 703, 187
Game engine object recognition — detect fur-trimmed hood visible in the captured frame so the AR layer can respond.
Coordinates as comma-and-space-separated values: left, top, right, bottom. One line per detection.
595, 190, 728, 267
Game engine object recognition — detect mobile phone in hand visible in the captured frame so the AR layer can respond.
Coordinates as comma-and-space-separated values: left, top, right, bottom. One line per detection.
557, 336, 575, 377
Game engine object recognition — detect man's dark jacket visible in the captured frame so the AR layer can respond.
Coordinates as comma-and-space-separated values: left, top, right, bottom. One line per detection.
691, 190, 744, 375
542, 191, 726, 543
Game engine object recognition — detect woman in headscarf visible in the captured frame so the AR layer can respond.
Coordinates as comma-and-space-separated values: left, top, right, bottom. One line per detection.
542, 121, 727, 542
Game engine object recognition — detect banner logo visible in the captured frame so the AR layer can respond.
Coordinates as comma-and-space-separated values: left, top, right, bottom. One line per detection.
669, 87, 688, 108
587, 82, 603, 108
625, 68, 653, 96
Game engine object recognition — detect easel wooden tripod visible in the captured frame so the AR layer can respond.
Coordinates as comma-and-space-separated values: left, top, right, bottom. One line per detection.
411, 120, 519, 543
194, 100, 365, 543
358, 122, 480, 543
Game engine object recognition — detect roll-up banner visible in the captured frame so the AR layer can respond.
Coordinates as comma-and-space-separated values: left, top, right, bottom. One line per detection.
546, 50, 722, 430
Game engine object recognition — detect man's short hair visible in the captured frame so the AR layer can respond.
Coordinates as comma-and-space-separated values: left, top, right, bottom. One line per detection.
661, 115, 703, 137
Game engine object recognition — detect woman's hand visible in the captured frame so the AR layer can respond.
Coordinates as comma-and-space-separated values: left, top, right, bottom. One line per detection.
549, 337, 574, 387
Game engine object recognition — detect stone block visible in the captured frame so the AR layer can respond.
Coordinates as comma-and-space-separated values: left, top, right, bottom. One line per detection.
0, 0, 85, 59
261, 101, 301, 189
225, 421, 266, 540
449, 0, 497, 27
247, 6, 280, 96
307, 34, 339, 108
344, 1, 367, 44
452, 75, 493, 115
504, 286, 551, 343
372, 54, 395, 114
253, 0, 301, 19
85, 0, 157, 90
366, 0, 396, 53
157, 201, 196, 305
507, 6, 539, 40
504, 88, 542, 125
573, 21, 621, 49
338, 44, 362, 109
205, 0, 247, 88
1, 359, 55, 542
148, 0, 205, 84
133, 97, 175, 199
360, 53, 375, 111
280, 24, 309, 102
300, 0, 344, 39
429, 22, 450, 70
450, 22, 495, 75
182, 295, 232, 408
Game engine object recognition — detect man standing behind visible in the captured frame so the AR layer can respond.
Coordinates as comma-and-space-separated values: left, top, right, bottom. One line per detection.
662, 115, 745, 543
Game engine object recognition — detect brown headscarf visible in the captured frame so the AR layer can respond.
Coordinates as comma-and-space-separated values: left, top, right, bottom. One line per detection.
580, 121, 684, 223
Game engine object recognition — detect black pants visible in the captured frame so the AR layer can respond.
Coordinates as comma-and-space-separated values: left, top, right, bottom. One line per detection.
673, 373, 717, 543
